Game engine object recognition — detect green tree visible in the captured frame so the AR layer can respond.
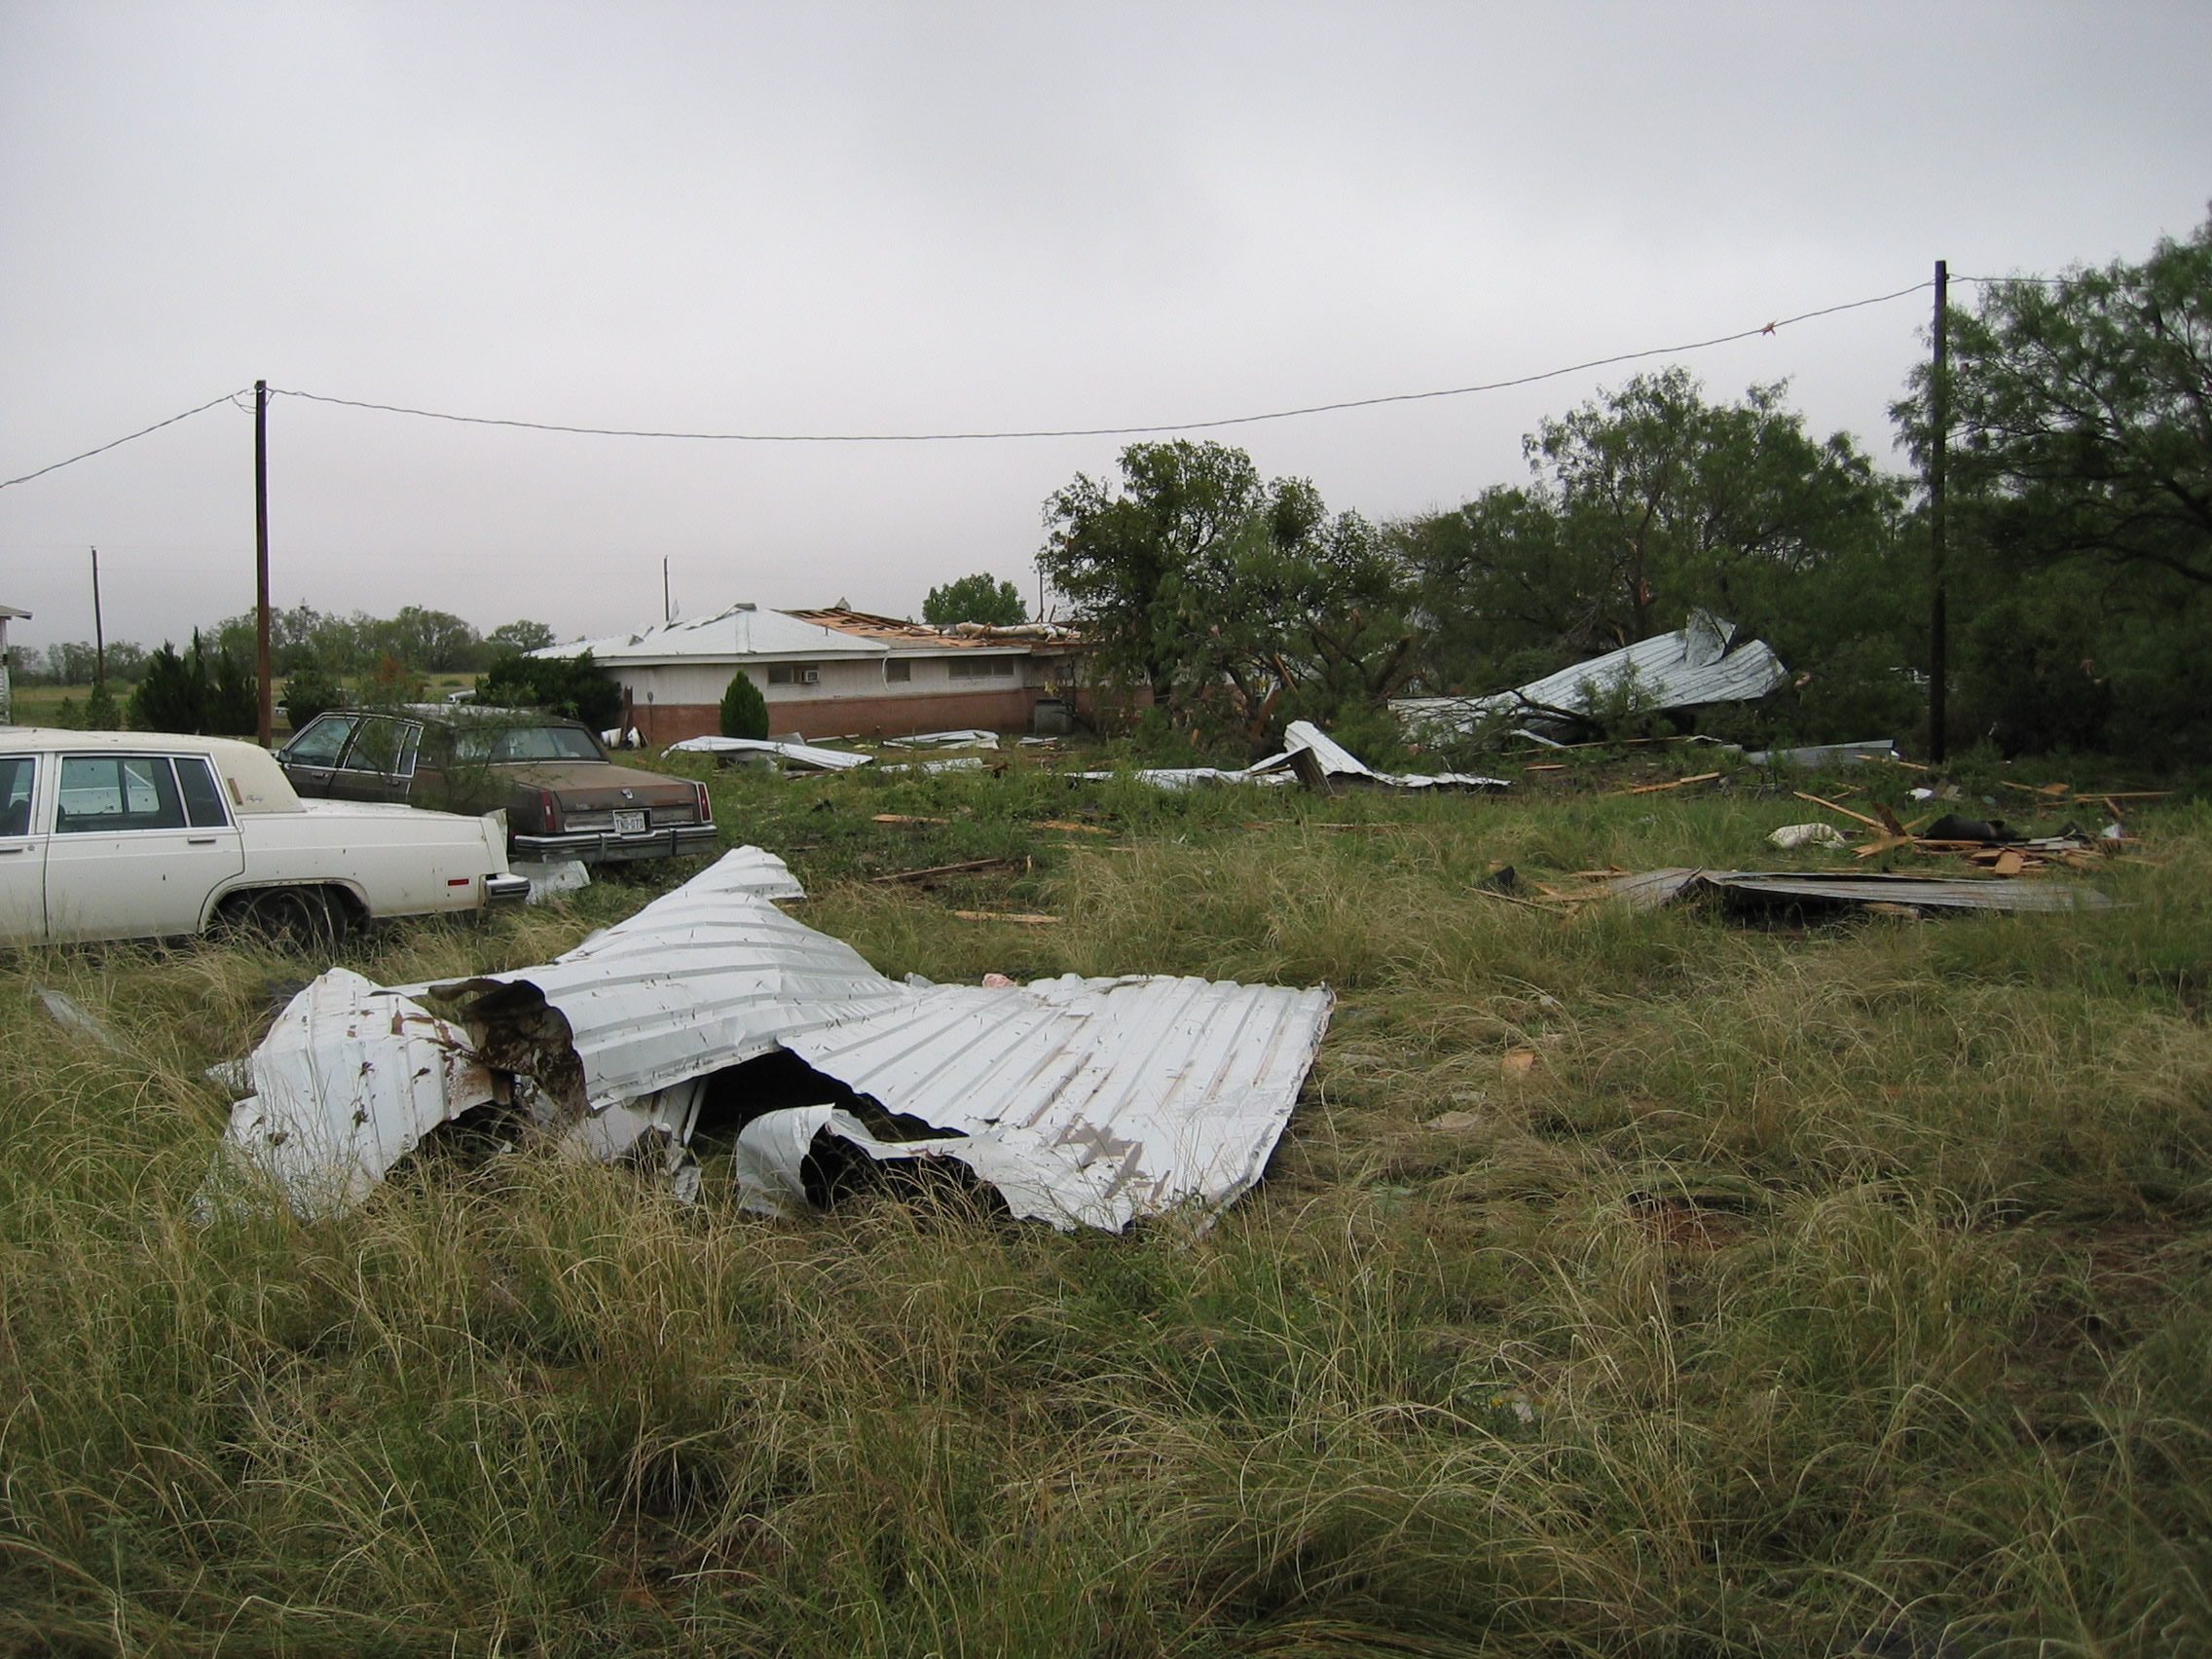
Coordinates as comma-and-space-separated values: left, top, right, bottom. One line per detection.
1895, 215, 2212, 755
922, 575, 1027, 627
1040, 440, 1313, 706
488, 619, 559, 653
279, 651, 346, 730
82, 682, 121, 730
129, 633, 257, 735
1400, 371, 1913, 738
474, 648, 622, 728
719, 671, 769, 740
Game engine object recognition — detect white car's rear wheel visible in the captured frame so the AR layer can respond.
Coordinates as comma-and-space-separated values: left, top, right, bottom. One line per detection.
220, 886, 348, 953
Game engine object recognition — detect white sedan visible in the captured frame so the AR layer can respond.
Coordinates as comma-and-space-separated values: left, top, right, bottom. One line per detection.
0, 727, 529, 947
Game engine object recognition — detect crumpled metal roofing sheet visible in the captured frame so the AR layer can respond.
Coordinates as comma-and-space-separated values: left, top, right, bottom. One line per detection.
215, 969, 498, 1217
663, 734, 875, 770
1392, 612, 1789, 738
781, 972, 1333, 1230
216, 847, 1334, 1231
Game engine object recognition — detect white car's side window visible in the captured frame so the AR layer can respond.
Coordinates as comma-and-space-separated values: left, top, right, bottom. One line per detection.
55, 756, 190, 833
173, 756, 233, 829
0, 756, 35, 837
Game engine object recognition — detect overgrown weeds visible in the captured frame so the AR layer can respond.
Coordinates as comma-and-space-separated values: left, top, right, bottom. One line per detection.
1, 773, 2206, 1655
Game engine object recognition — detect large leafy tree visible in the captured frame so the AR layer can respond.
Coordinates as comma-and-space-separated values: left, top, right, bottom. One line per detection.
922, 574, 1027, 627
1893, 215, 2212, 755
1904, 216, 2212, 590
1039, 440, 1296, 706
1399, 371, 1911, 734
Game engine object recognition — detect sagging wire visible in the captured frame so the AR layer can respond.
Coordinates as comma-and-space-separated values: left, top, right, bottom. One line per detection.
1, 276, 1939, 490
0, 388, 254, 491
271, 281, 1935, 444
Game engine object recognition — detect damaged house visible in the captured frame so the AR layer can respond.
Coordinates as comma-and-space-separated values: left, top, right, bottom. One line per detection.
539, 605, 1083, 747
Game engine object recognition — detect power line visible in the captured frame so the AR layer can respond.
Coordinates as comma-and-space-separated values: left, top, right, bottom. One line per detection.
1, 278, 1936, 490
0, 388, 251, 491
276, 281, 1934, 443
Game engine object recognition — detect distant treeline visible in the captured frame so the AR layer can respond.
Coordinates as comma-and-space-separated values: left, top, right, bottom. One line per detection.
1041, 214, 2212, 762
14, 608, 559, 686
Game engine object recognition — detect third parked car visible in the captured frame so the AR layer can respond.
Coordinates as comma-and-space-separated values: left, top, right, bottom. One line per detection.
276, 707, 717, 865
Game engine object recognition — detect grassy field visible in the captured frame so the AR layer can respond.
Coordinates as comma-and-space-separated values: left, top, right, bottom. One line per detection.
1, 744, 2206, 1656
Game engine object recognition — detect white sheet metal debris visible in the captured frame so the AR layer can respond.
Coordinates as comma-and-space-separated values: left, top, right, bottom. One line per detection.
215, 969, 502, 1217
1392, 611, 1788, 743
1073, 721, 1507, 793
210, 847, 1333, 1232
882, 729, 1001, 749
1745, 740, 1898, 767
664, 734, 875, 770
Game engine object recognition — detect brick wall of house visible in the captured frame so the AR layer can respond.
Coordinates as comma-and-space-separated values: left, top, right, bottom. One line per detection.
631, 683, 1049, 746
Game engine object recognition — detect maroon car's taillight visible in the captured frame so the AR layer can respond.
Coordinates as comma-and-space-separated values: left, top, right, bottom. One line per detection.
692, 781, 713, 824
537, 789, 565, 833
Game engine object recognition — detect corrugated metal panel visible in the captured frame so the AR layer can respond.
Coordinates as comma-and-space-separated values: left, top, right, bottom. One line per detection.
218, 848, 1336, 1231
1609, 866, 2113, 914
783, 973, 1334, 1230
215, 969, 498, 1217
1392, 612, 1790, 738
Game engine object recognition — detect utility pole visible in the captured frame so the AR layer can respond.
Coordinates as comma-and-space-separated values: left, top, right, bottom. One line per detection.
1928, 261, 1948, 763
663, 557, 672, 625
254, 380, 273, 746
90, 547, 105, 685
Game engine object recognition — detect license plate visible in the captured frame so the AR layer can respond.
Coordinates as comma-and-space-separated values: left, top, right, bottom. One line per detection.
611, 810, 647, 834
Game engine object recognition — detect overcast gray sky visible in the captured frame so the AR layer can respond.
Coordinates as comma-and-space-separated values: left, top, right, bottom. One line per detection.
4, 1, 2207, 652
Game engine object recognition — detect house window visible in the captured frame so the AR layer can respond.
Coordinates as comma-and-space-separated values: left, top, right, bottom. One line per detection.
884, 659, 911, 683
946, 656, 1016, 681
767, 663, 821, 686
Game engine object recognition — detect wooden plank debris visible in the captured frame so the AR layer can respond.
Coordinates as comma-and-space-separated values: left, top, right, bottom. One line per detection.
951, 909, 1061, 925
1625, 771, 1720, 794
1791, 791, 1886, 830
869, 858, 1016, 884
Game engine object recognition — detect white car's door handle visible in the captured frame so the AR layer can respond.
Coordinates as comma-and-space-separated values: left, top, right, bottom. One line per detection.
187, 836, 219, 846
0, 844, 25, 854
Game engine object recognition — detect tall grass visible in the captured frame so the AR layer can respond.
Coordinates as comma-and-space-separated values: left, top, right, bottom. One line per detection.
1, 784, 2206, 1654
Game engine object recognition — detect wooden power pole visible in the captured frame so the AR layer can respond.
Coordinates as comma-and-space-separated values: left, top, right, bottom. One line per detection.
254, 380, 273, 746
90, 546, 105, 685
1928, 261, 1948, 763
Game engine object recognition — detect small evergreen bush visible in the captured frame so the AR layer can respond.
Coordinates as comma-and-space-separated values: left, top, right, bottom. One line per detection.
719, 671, 769, 740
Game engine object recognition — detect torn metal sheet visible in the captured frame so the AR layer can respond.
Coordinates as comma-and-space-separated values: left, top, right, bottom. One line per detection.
882, 729, 1001, 749
664, 734, 875, 770
1608, 866, 2113, 915
214, 969, 501, 1217
772, 972, 1333, 1230
1249, 720, 1511, 793
210, 846, 1335, 1232
1391, 611, 1788, 742
1744, 739, 1898, 767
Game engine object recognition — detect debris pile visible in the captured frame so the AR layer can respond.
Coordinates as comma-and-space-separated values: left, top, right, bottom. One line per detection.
1077, 720, 1509, 793
206, 847, 1333, 1232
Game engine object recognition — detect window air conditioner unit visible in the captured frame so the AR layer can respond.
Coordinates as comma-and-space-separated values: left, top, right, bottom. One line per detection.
801, 668, 820, 684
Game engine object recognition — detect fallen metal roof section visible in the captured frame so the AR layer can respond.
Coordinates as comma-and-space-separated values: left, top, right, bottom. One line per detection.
210, 847, 1333, 1232
213, 969, 501, 1218
663, 734, 876, 770
1071, 721, 1507, 793
1392, 611, 1789, 741
1607, 866, 2113, 914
